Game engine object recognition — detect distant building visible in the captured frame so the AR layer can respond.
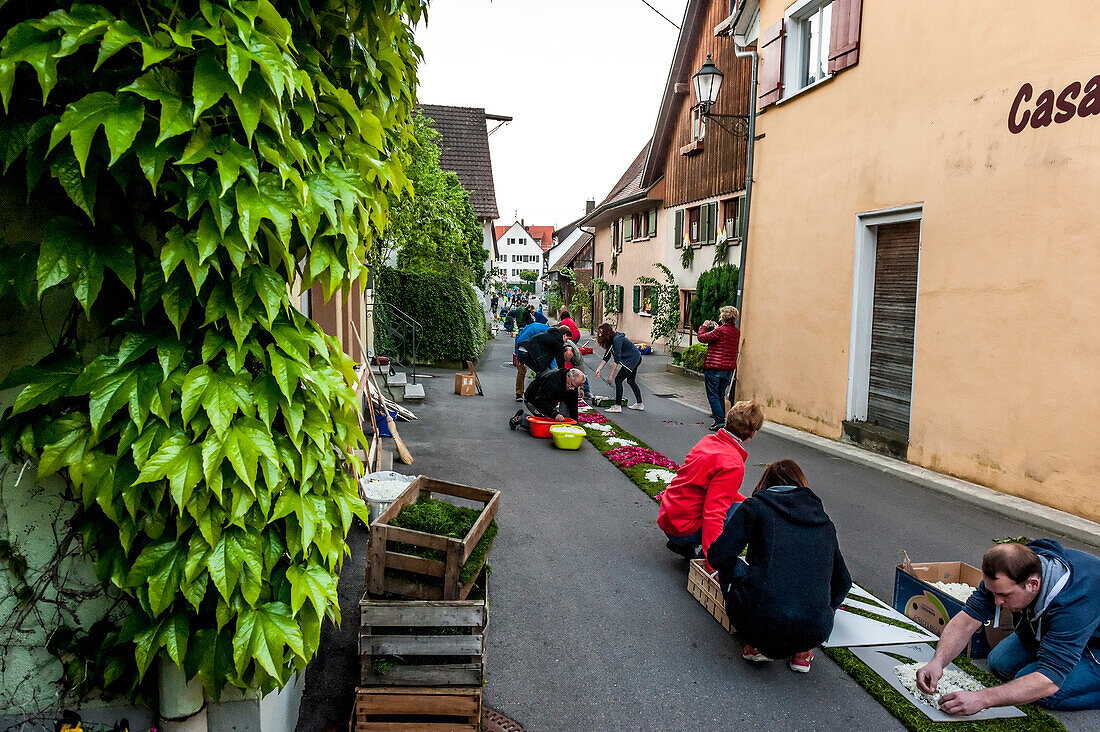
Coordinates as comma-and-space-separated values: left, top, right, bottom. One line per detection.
494, 221, 555, 285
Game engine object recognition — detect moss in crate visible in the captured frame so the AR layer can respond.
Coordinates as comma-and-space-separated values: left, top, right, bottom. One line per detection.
823, 646, 1066, 732
387, 497, 498, 585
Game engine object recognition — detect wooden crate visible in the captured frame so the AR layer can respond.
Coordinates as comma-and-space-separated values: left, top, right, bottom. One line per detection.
359, 572, 488, 687
367, 476, 500, 601
687, 559, 734, 633
349, 687, 481, 731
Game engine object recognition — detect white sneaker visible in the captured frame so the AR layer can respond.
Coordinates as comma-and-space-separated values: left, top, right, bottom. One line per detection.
605, 405, 622, 413
628, 403, 645, 411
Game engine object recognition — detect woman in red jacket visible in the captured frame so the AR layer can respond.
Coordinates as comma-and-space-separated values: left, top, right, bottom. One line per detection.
657, 400, 763, 563
697, 305, 741, 431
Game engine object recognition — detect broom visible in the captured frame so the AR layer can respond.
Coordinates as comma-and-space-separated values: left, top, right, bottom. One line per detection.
353, 324, 413, 466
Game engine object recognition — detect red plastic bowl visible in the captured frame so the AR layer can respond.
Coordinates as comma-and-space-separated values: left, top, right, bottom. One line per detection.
527, 415, 577, 438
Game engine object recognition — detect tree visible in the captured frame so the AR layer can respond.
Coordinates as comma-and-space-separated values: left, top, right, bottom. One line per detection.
380, 111, 487, 285
0, 0, 425, 703
690, 264, 740, 330
518, 270, 538, 283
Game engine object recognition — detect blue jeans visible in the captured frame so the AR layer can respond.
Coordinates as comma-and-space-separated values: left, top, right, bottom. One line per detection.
663, 502, 743, 555
987, 633, 1100, 710
704, 369, 734, 422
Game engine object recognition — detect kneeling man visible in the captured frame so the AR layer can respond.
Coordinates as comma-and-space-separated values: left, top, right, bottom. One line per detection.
509, 368, 585, 430
917, 540, 1100, 714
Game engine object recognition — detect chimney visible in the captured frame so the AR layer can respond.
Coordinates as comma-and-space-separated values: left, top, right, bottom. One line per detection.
585, 199, 595, 215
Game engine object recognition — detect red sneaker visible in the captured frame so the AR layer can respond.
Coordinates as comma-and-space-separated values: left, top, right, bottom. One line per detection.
742, 645, 770, 662
789, 650, 814, 673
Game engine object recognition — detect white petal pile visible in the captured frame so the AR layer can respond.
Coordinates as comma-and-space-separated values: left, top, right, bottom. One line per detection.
930, 581, 976, 602
644, 469, 677, 484
605, 437, 639, 447
585, 423, 615, 433
894, 663, 984, 710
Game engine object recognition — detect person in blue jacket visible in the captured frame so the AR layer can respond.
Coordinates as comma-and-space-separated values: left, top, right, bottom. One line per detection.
513, 321, 549, 401
917, 540, 1100, 713
593, 323, 644, 412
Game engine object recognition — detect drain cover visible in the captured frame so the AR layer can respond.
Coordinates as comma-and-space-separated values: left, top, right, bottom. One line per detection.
484, 706, 526, 732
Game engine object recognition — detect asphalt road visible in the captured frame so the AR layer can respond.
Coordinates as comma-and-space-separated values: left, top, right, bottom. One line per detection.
296, 335, 1099, 732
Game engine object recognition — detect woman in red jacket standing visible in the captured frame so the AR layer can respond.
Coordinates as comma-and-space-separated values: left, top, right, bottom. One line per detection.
697, 305, 741, 431
657, 400, 764, 563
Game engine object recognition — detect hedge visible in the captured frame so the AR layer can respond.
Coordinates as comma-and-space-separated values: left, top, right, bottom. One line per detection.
690, 264, 739, 330
376, 268, 487, 363
681, 343, 708, 372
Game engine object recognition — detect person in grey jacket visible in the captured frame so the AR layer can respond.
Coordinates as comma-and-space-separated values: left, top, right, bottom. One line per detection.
593, 323, 643, 413
562, 328, 594, 401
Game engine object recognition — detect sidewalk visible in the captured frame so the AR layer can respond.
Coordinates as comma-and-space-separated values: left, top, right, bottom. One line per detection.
638, 357, 1100, 551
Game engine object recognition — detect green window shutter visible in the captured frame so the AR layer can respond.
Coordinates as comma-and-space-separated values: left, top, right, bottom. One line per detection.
625, 215, 633, 241
674, 209, 684, 249
708, 202, 719, 244
633, 285, 641, 313
700, 204, 710, 246
648, 209, 657, 237
736, 196, 745, 239
617, 286, 625, 313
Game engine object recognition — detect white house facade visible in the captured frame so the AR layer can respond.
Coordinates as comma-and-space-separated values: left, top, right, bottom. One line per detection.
494, 222, 550, 284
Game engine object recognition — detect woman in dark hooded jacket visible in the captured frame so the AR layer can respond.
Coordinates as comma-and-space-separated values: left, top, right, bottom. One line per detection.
707, 460, 851, 674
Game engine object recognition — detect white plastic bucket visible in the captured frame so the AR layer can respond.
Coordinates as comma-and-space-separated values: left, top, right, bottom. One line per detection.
360, 471, 416, 523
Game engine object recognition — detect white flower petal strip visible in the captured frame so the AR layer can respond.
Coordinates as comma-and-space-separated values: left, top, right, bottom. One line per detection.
930, 581, 975, 602
585, 423, 615, 433
605, 437, 639, 447
644, 469, 677, 484
894, 663, 985, 710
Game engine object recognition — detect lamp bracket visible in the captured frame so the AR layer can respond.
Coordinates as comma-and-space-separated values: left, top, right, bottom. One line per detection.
701, 109, 750, 139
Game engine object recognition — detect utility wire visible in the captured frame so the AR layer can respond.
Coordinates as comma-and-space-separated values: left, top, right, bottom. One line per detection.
641, 0, 680, 29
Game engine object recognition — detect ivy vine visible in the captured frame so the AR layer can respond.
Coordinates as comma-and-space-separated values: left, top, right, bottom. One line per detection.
637, 263, 682, 351
680, 244, 695, 270
0, 0, 424, 702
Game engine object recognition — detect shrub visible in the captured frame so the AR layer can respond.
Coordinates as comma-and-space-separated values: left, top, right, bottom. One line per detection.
690, 264, 740, 330
681, 343, 708, 372
377, 268, 487, 363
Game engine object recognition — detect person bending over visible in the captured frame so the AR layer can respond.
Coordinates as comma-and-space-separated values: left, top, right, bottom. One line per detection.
558, 310, 581, 341
916, 540, 1100, 714
518, 328, 567, 376
593, 323, 643, 412
707, 460, 851, 675
513, 321, 550, 401
509, 368, 586, 430
657, 400, 763, 562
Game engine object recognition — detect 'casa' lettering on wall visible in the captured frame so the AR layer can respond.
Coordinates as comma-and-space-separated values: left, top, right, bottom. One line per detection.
1008, 75, 1100, 133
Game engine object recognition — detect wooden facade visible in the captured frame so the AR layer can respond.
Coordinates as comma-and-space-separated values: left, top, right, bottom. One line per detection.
660, 0, 753, 208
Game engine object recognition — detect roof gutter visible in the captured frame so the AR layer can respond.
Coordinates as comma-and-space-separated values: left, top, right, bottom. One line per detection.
576, 189, 650, 228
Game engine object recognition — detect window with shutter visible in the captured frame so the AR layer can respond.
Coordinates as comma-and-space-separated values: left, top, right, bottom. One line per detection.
624, 215, 633, 241
618, 286, 625, 313
674, 209, 684, 249
700, 204, 711, 246
758, 20, 785, 109
648, 209, 657, 238
633, 286, 641, 313
828, 0, 862, 73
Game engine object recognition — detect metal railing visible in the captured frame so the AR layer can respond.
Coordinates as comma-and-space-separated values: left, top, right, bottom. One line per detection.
366, 301, 422, 385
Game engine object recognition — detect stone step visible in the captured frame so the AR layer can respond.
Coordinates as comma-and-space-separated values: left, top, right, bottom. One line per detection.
387, 371, 407, 387
403, 383, 425, 401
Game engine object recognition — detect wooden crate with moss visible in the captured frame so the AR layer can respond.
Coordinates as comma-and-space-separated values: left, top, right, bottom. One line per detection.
367, 476, 500, 600
359, 572, 488, 686
349, 686, 482, 731
687, 559, 734, 633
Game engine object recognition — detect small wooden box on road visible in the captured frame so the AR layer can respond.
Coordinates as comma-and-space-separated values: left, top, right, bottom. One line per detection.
688, 559, 734, 633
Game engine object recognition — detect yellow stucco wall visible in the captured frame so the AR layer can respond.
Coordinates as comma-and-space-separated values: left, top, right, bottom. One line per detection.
740, 1, 1100, 519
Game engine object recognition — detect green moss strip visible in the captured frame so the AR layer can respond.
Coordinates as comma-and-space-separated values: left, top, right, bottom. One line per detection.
580, 417, 671, 499
388, 497, 499, 585
823, 646, 1066, 731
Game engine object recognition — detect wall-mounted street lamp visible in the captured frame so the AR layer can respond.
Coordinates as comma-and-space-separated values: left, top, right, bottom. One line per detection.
692, 53, 749, 138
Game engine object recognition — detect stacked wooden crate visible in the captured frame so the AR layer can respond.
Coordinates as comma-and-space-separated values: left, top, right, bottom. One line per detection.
353, 476, 499, 731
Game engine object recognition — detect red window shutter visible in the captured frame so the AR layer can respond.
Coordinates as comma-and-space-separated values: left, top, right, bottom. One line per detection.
757, 20, 785, 110
828, 0, 863, 73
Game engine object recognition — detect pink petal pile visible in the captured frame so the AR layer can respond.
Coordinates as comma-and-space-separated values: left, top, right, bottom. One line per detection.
602, 446, 679, 470
577, 412, 610, 424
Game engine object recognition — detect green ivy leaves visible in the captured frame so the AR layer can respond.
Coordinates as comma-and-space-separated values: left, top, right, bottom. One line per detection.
0, 0, 421, 700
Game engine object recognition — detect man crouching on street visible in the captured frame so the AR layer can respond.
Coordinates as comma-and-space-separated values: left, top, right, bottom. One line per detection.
509, 368, 586, 431
917, 540, 1100, 714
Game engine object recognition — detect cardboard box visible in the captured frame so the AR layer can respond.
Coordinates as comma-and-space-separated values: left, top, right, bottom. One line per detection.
893, 560, 1013, 658
454, 372, 476, 395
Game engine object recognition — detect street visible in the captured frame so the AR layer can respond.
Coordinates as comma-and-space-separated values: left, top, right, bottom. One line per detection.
297, 336, 1100, 731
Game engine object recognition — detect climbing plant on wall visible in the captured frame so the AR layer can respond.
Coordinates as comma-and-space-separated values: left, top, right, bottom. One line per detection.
0, 0, 425, 702
637, 263, 682, 351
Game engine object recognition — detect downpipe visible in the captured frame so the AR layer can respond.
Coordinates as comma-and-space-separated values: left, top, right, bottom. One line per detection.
731, 39, 758, 402
158, 661, 208, 732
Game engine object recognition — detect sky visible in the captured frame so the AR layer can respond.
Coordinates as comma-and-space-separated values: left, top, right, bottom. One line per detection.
414, 0, 690, 230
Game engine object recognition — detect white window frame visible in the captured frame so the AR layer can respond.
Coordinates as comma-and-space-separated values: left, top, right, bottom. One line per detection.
782, 0, 834, 101
690, 105, 706, 142
846, 204, 923, 422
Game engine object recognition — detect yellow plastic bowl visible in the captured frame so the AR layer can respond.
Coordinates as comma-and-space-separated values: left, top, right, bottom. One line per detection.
550, 424, 586, 450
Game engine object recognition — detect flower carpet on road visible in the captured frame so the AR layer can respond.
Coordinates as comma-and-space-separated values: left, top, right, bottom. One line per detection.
571, 402, 1064, 732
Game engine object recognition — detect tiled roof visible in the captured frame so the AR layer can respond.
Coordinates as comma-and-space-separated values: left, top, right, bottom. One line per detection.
526, 225, 555, 252
598, 144, 650, 208
419, 104, 499, 220
551, 231, 594, 271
